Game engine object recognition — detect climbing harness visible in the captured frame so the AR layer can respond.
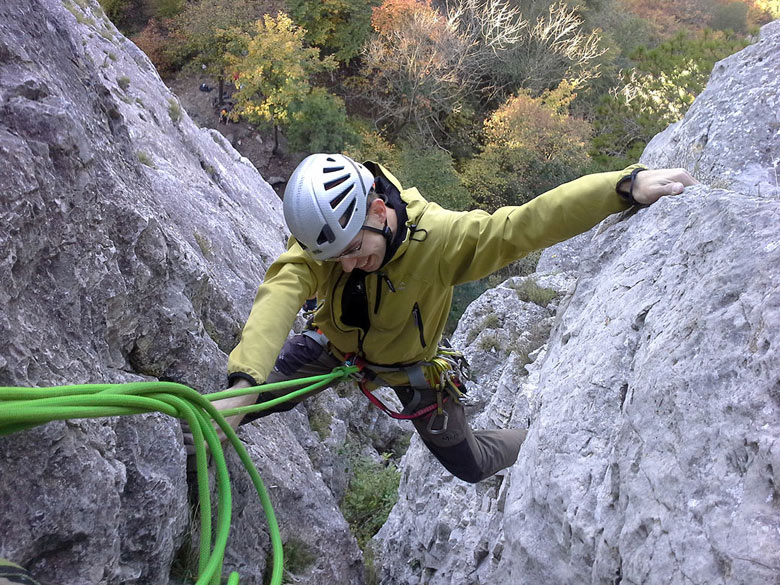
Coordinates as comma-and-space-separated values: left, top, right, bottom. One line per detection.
0, 366, 357, 585
345, 340, 471, 435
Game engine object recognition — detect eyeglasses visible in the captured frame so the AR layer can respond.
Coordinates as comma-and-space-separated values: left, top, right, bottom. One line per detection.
329, 229, 365, 261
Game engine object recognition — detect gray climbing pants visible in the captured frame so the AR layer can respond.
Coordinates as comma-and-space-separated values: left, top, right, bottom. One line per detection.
241, 333, 526, 483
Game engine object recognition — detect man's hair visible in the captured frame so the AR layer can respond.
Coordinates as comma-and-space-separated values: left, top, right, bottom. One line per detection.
367, 187, 384, 206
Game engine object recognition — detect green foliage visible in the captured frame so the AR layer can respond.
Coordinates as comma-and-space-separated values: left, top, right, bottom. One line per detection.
343, 121, 398, 165
288, 0, 379, 63
136, 151, 154, 167
481, 313, 501, 329
461, 83, 592, 212
282, 538, 317, 580
286, 87, 358, 153
168, 0, 269, 80
228, 14, 337, 137
447, 279, 490, 335
363, 546, 380, 585
307, 407, 333, 440
590, 28, 750, 170
392, 143, 472, 211
261, 538, 317, 585
512, 278, 559, 306
478, 332, 501, 352
99, 0, 131, 26
117, 75, 131, 90
168, 98, 182, 123
170, 506, 201, 584
150, 0, 185, 19
340, 455, 400, 549
710, 1, 749, 33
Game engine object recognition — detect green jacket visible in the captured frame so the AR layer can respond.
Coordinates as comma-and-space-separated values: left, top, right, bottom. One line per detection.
228, 163, 639, 385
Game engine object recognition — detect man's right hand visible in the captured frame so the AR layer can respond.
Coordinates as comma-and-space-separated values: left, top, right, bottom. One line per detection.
182, 379, 259, 455
211, 378, 259, 439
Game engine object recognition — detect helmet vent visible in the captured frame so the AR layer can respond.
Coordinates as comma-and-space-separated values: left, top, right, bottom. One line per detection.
324, 174, 349, 191
329, 185, 353, 209
323, 165, 345, 174
317, 224, 335, 245
339, 199, 356, 228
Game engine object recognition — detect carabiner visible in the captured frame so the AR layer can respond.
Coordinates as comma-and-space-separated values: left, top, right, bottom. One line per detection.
426, 409, 449, 435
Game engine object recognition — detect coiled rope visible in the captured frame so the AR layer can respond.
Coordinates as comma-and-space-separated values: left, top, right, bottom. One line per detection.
0, 365, 358, 585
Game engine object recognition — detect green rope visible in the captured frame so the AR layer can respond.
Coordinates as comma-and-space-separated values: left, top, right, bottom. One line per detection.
0, 365, 358, 585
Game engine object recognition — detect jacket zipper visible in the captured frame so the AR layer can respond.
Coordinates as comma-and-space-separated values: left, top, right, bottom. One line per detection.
412, 302, 427, 348
331, 270, 368, 352
374, 272, 396, 313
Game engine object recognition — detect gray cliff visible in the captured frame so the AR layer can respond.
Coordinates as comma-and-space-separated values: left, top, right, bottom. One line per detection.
0, 0, 366, 583
371, 20, 780, 585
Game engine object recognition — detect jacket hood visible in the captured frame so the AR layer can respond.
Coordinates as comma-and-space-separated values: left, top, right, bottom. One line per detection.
364, 160, 431, 266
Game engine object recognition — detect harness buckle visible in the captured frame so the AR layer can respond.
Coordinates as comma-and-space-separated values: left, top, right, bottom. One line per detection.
426, 409, 449, 435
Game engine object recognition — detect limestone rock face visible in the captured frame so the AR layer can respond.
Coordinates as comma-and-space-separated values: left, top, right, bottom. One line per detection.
371, 21, 780, 585
0, 0, 363, 583
641, 21, 780, 198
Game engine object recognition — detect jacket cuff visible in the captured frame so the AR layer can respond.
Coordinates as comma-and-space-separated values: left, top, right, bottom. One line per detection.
227, 372, 258, 388
616, 165, 648, 206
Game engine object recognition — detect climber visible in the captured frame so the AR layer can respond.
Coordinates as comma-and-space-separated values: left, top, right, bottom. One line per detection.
205, 154, 696, 483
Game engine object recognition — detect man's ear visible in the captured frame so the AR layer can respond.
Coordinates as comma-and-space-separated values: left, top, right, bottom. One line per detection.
367, 198, 387, 223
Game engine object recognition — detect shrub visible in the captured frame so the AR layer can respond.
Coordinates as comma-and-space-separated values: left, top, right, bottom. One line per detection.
513, 278, 559, 307
116, 75, 131, 90
136, 151, 154, 167
131, 19, 183, 78
98, 0, 131, 26
286, 88, 358, 153
343, 121, 398, 166
288, 0, 378, 63
478, 332, 501, 352
307, 408, 333, 440
392, 143, 472, 211
149, 0, 185, 19
710, 1, 749, 32
461, 82, 592, 212
340, 455, 400, 548
590, 29, 749, 169
168, 98, 182, 123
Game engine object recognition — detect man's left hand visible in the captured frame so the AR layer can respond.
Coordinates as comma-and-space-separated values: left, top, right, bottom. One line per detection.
632, 168, 699, 205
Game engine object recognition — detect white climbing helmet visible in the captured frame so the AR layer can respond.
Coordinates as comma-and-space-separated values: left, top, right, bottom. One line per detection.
283, 153, 375, 260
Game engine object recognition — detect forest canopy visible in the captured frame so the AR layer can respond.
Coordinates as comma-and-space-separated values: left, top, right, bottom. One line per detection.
118, 0, 766, 187
107, 0, 767, 324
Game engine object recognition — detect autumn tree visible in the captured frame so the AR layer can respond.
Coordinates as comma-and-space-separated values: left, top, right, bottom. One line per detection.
227, 13, 344, 153
168, 0, 277, 102
482, 1, 606, 99
361, 0, 478, 142
288, 0, 380, 63
461, 81, 592, 212
752, 0, 780, 19
362, 0, 605, 146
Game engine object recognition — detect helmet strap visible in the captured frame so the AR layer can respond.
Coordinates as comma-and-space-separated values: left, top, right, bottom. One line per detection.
361, 222, 393, 244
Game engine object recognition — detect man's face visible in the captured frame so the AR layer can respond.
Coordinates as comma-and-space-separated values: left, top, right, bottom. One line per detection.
334, 200, 387, 273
